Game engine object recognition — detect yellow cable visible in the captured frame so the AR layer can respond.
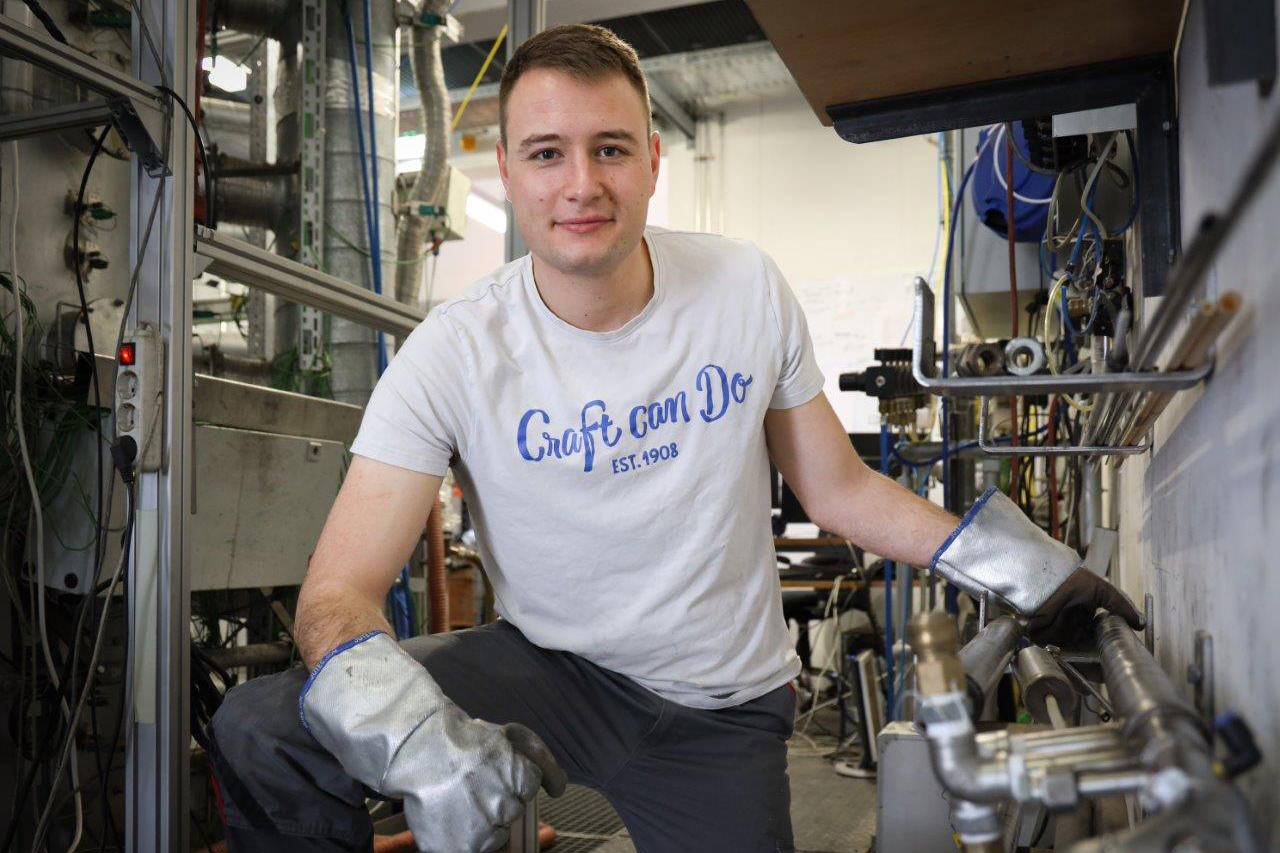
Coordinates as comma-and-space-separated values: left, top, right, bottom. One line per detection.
1043, 276, 1095, 413
452, 24, 508, 131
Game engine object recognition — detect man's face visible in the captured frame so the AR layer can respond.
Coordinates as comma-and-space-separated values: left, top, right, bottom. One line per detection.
498, 68, 660, 278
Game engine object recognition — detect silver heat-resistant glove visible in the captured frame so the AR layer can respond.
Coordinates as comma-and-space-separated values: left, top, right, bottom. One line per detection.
300, 630, 567, 853
930, 487, 1141, 644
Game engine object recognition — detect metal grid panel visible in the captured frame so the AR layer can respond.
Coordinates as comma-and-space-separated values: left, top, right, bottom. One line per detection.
537, 784, 627, 850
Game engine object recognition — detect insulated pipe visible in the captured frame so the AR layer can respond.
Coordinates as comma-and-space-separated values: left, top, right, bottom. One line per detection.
215, 173, 291, 230
395, 0, 453, 310
426, 498, 449, 633
213, 0, 292, 35
956, 615, 1022, 718
1015, 645, 1078, 726
1093, 614, 1211, 777
324, 0, 399, 405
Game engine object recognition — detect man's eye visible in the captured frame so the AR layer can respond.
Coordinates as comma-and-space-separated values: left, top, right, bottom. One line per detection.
532, 149, 559, 161
599, 146, 623, 157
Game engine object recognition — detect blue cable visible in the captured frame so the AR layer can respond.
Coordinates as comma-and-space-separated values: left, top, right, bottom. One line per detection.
879, 424, 896, 717
341, 1, 388, 376
362, 0, 387, 377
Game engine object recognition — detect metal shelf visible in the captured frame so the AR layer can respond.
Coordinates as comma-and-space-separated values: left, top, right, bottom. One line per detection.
910, 279, 1213, 397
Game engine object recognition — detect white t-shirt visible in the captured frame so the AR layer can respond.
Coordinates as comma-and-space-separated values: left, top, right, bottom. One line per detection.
350, 226, 825, 709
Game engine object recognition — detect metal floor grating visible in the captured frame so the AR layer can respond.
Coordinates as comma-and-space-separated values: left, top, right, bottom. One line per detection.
538, 784, 626, 851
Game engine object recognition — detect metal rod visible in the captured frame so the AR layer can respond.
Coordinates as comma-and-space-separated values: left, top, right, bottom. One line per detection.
977, 396, 1151, 456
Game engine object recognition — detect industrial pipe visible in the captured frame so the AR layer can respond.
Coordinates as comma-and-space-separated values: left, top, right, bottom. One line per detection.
956, 615, 1022, 718
215, 172, 291, 230
213, 0, 292, 36
1015, 645, 1078, 727
1093, 614, 1212, 779
395, 0, 453, 310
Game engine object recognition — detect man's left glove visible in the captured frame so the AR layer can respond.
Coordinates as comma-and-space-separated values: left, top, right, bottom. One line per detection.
930, 486, 1143, 644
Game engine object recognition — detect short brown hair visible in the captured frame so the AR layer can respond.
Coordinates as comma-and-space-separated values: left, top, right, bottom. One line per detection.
498, 24, 651, 145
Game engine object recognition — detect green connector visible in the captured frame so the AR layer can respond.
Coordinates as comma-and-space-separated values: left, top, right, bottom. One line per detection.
90, 205, 116, 221
415, 204, 445, 216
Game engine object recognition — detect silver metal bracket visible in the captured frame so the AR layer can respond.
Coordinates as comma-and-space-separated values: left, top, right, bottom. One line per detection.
1187, 631, 1214, 725
1143, 593, 1155, 653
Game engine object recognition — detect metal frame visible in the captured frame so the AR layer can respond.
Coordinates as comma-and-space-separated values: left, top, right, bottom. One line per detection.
127, 1, 193, 849
297, 0, 327, 371
0, 99, 115, 141
195, 227, 427, 336
827, 55, 1180, 297
911, 279, 1213, 396
976, 396, 1149, 457
0, 14, 167, 174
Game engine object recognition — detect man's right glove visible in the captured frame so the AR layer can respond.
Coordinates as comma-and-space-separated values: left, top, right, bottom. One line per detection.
299, 630, 567, 853
931, 486, 1143, 645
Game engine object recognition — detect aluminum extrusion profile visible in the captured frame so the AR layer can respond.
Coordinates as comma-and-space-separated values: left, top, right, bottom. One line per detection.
193, 226, 427, 337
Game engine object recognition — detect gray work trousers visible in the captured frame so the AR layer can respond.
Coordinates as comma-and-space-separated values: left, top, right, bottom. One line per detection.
208, 621, 796, 852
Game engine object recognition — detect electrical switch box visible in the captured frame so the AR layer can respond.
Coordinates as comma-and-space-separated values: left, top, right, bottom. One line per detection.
116, 323, 163, 472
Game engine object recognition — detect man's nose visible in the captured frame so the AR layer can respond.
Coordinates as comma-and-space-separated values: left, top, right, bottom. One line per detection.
563, 155, 605, 203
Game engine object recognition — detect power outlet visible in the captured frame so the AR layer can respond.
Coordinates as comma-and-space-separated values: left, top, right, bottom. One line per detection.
116, 324, 163, 472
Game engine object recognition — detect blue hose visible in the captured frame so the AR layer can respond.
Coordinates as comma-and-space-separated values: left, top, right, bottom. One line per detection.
879, 424, 896, 716
361, 0, 387, 377
341, 1, 388, 375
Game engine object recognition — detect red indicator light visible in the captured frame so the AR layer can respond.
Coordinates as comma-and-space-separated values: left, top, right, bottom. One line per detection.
118, 342, 136, 365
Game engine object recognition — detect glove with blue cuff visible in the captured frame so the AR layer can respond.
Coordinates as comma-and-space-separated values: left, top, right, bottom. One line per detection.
931, 486, 1143, 645
300, 630, 567, 853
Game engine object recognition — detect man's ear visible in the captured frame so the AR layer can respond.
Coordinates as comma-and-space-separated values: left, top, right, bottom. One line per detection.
496, 139, 510, 199
649, 130, 662, 194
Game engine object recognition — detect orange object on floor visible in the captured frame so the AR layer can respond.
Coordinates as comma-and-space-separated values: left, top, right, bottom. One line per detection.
370, 821, 556, 851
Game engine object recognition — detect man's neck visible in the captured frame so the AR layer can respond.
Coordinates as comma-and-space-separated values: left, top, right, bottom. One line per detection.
530, 237, 653, 333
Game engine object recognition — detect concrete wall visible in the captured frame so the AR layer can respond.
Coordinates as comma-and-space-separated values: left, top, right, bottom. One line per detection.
1115, 3, 1280, 845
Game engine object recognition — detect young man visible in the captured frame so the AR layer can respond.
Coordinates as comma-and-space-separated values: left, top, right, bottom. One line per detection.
210, 24, 1140, 853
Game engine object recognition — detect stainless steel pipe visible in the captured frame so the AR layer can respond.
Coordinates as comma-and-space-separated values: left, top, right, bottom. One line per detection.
957, 615, 1023, 718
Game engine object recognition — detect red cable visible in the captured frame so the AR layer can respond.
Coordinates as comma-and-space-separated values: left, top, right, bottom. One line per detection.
1005, 132, 1021, 497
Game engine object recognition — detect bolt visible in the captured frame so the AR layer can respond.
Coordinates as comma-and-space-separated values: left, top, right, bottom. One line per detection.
1162, 120, 1172, 132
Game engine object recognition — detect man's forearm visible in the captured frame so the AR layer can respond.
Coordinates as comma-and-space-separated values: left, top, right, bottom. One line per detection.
819, 468, 960, 567
295, 577, 394, 669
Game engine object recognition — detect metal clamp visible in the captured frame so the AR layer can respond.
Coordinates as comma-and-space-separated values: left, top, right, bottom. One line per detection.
911, 279, 1214, 397
977, 396, 1149, 457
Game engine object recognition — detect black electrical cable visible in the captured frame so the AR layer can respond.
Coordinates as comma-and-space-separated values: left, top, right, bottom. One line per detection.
30, 439, 137, 851
70, 125, 112, 690
21, 0, 69, 44
156, 85, 215, 227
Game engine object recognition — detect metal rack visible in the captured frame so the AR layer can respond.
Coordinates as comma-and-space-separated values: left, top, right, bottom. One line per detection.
910, 279, 1213, 457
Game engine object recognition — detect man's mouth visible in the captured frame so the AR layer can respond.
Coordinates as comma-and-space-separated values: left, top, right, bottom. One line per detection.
555, 216, 613, 234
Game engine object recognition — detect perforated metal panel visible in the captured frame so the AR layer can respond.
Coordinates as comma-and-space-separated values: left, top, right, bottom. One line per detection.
536, 784, 627, 852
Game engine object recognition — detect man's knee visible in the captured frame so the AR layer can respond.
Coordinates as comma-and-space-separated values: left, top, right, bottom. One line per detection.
210, 667, 308, 769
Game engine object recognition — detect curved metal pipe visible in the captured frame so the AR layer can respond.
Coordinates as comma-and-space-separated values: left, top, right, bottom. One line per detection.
395, 0, 452, 310
957, 615, 1022, 717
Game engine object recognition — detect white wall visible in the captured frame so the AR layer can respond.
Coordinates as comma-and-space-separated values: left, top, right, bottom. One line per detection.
1115, 4, 1280, 845
663, 89, 941, 431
